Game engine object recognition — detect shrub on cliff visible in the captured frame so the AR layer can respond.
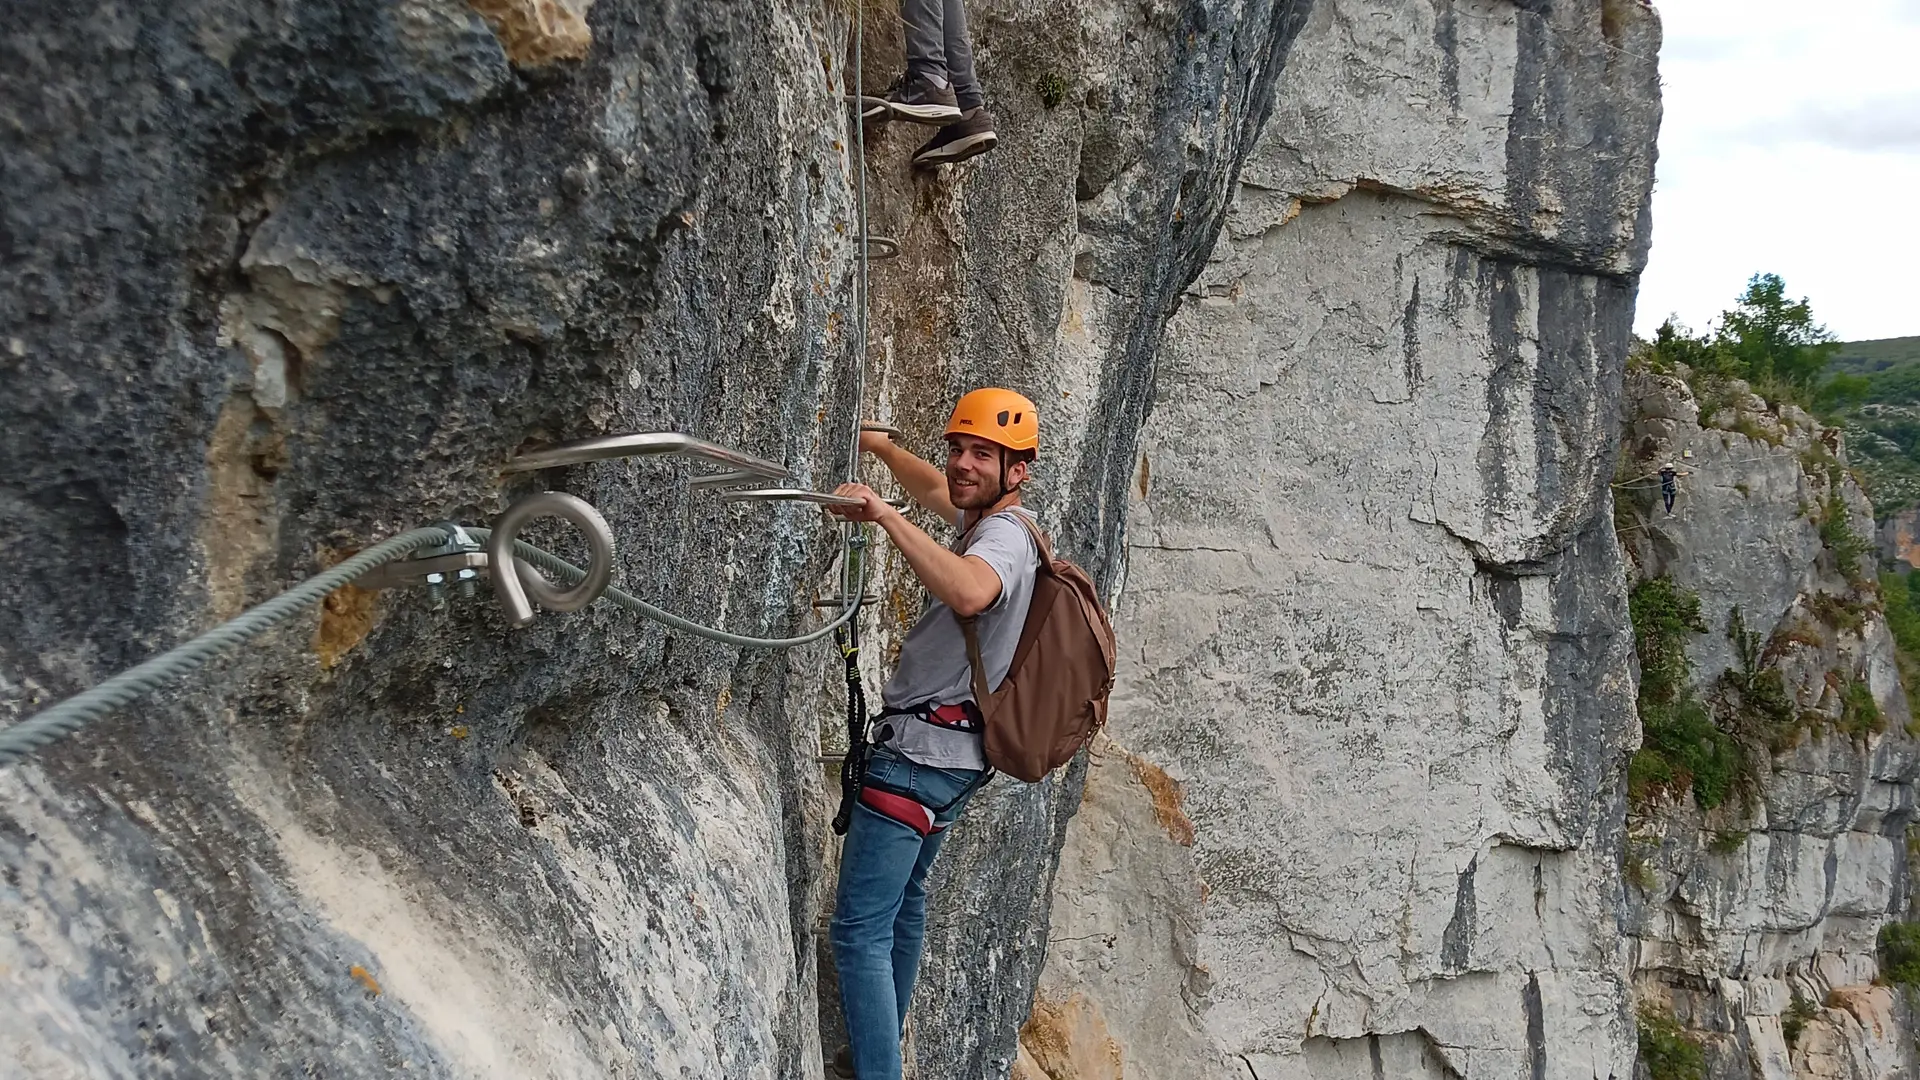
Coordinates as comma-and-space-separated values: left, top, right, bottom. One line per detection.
1879, 922, 1920, 985
1629, 579, 1746, 810
1636, 1005, 1707, 1080
1647, 272, 1839, 413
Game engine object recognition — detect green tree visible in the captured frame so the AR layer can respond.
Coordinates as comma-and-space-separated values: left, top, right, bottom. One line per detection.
1720, 273, 1839, 391
1644, 275, 1839, 404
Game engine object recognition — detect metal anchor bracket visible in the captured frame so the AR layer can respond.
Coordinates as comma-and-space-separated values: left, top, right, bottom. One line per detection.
861, 236, 899, 261
502, 432, 788, 483
812, 594, 884, 609
354, 524, 488, 592
859, 421, 903, 440
486, 492, 616, 628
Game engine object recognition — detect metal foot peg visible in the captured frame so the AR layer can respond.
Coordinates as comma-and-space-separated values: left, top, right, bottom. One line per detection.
718, 489, 907, 509
503, 432, 787, 483
860, 422, 903, 440
861, 237, 899, 261
487, 493, 616, 628
845, 94, 889, 123
689, 470, 771, 492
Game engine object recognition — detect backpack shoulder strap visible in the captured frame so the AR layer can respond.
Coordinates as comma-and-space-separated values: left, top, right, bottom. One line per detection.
1005, 510, 1054, 566
959, 616, 994, 707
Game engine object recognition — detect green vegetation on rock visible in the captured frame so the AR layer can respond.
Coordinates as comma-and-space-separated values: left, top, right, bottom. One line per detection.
1879, 921, 1920, 985
1782, 994, 1818, 1050
1881, 570, 1920, 702
1643, 273, 1839, 414
1811, 335, 1920, 514
1637, 1005, 1707, 1080
1629, 578, 1746, 810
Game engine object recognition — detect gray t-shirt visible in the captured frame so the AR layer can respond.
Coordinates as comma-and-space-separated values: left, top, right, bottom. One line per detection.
878, 507, 1040, 771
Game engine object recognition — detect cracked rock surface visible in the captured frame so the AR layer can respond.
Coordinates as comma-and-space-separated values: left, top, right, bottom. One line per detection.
1027, 2, 1660, 1077
3, 0, 1308, 1077
1619, 370, 1920, 1080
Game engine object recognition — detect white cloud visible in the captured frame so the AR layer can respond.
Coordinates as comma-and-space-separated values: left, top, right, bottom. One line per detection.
1635, 0, 1920, 341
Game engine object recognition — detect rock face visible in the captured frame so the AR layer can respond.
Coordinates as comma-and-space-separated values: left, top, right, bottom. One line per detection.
1, 0, 1312, 1078
1617, 371, 1920, 1080
1027, 1, 1662, 1077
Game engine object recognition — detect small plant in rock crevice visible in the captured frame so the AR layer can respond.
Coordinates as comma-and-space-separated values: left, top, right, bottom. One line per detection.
1782, 994, 1818, 1050
1879, 922, 1920, 986
1707, 829, 1749, 854
1637, 1004, 1707, 1080
1036, 72, 1068, 109
1839, 676, 1885, 739
1715, 606, 1802, 761
1816, 491, 1873, 589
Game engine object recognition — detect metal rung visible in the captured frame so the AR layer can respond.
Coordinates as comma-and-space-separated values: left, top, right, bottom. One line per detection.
688, 470, 768, 491
717, 489, 907, 509
862, 237, 900, 261
503, 432, 787, 479
845, 94, 888, 122
860, 422, 903, 439
812, 594, 885, 609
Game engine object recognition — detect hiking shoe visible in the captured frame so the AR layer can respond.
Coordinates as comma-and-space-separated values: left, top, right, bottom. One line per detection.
830, 1045, 856, 1079
884, 72, 962, 125
911, 107, 998, 168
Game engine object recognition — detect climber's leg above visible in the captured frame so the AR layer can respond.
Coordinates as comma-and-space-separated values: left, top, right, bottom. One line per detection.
887, 0, 963, 125
912, 0, 997, 166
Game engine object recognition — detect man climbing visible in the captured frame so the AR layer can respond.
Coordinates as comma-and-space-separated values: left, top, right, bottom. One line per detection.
862, 0, 999, 168
822, 388, 1041, 1080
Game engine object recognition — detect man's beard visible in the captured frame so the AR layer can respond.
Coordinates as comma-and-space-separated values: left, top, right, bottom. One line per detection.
947, 472, 1003, 511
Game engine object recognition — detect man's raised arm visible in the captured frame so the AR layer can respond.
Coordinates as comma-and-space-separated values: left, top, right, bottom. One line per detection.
861, 431, 959, 525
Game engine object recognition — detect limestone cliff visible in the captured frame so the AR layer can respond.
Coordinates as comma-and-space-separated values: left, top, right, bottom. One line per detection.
1, 0, 1309, 1077
1617, 370, 1920, 1080
1026, 1, 1662, 1078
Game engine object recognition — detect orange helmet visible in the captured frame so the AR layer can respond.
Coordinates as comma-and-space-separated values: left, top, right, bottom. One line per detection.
945, 388, 1038, 453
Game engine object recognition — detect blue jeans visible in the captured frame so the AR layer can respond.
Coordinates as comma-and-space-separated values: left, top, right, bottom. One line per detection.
830, 747, 983, 1080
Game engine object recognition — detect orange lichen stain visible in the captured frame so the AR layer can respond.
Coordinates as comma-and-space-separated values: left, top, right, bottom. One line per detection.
1136, 454, 1150, 500
465, 0, 592, 66
1018, 993, 1125, 1080
313, 548, 379, 670
715, 685, 733, 718
1128, 755, 1194, 846
349, 964, 382, 997
449, 725, 470, 740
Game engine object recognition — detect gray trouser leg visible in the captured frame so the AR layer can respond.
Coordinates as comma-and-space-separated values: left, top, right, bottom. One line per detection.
901, 0, 946, 76
943, 0, 984, 111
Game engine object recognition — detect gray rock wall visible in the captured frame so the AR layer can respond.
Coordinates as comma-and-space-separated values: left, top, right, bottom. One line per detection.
1618, 371, 1920, 1080
0, 0, 1312, 1077
1026, 2, 1662, 1077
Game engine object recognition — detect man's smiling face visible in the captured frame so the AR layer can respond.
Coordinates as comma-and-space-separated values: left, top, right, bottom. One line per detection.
946, 433, 1025, 510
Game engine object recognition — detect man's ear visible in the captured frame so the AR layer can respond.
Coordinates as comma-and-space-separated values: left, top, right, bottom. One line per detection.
1007, 457, 1033, 486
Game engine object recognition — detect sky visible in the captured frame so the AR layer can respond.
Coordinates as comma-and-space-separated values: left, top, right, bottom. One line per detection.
1634, 0, 1920, 344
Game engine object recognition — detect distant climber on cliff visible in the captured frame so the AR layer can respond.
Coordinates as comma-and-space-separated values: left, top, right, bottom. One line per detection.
858, 0, 999, 168
1659, 461, 1688, 513
818, 390, 1040, 1080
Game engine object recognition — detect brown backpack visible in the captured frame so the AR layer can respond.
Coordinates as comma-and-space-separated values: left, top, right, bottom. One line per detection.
960, 514, 1118, 783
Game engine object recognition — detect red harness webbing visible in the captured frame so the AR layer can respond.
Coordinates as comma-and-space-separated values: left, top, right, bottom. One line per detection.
858, 787, 944, 836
